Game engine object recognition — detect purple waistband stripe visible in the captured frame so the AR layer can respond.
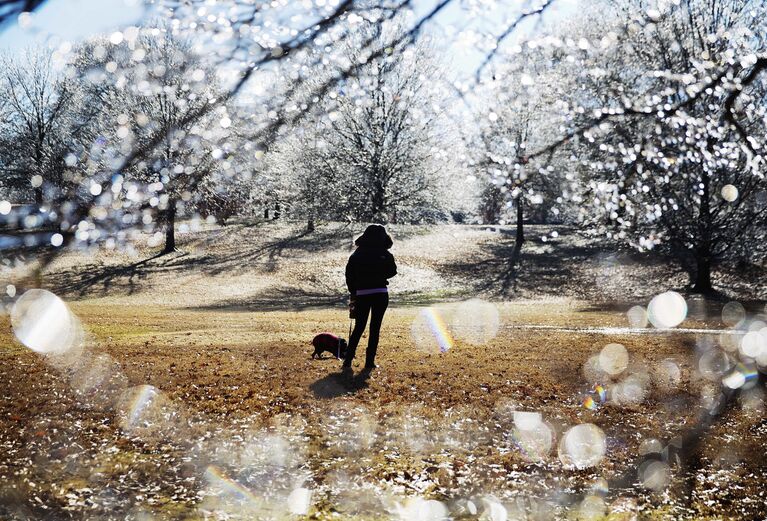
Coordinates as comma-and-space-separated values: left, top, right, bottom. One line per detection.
356, 288, 388, 296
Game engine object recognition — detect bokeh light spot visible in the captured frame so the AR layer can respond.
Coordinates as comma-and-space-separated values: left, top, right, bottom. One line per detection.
451, 299, 500, 345
627, 305, 648, 328
722, 301, 746, 327
647, 291, 687, 329
599, 343, 629, 376
558, 424, 606, 469
721, 184, 738, 202
11, 289, 83, 355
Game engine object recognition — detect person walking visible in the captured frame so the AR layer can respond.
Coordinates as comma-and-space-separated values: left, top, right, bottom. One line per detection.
344, 224, 397, 370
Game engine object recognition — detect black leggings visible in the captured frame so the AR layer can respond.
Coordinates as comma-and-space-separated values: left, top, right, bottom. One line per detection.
346, 292, 389, 366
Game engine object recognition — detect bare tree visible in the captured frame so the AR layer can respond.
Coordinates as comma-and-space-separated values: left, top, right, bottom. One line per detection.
71, 29, 229, 253
265, 23, 453, 226
0, 50, 94, 205
472, 47, 576, 257
568, 0, 767, 293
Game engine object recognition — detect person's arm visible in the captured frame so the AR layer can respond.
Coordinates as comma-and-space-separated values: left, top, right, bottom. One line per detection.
345, 256, 356, 296
385, 252, 397, 279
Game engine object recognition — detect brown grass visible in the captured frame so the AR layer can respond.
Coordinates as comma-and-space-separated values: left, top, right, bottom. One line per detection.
1, 300, 765, 520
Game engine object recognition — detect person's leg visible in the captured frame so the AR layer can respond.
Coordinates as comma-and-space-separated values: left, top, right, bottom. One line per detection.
364, 293, 389, 368
344, 296, 371, 366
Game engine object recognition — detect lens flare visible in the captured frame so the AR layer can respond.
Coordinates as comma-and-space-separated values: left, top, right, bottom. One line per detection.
577, 495, 606, 520
511, 416, 553, 463
599, 343, 629, 376
442, 405, 483, 451
481, 496, 508, 521
626, 305, 648, 328
204, 465, 260, 506
647, 291, 687, 329
594, 384, 607, 402
69, 353, 128, 410
652, 359, 681, 393
558, 424, 606, 469
396, 497, 448, 521
287, 487, 312, 515
722, 363, 759, 390
322, 404, 376, 453
722, 301, 746, 327
640, 460, 670, 492
117, 384, 181, 440
638, 438, 663, 455
611, 372, 649, 406
513, 411, 541, 430
583, 384, 607, 410
699, 350, 732, 381
451, 299, 500, 345
583, 355, 606, 382
126, 385, 158, 428
741, 387, 765, 414
11, 289, 83, 355
589, 477, 609, 496
740, 331, 766, 359
411, 307, 454, 353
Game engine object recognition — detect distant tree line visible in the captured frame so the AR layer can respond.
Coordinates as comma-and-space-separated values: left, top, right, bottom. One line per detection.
3, 0, 767, 294
472, 0, 767, 293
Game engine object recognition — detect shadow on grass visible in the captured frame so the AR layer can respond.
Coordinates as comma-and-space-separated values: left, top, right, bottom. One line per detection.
436, 226, 586, 297
309, 369, 372, 398
48, 222, 428, 301
193, 287, 349, 312
437, 225, 690, 302
46, 222, 767, 308
49, 251, 168, 297
47, 223, 346, 298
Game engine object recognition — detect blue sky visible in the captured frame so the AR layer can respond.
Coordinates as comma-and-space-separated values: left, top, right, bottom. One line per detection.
413, 0, 579, 76
0, 0, 144, 51
0, 0, 578, 76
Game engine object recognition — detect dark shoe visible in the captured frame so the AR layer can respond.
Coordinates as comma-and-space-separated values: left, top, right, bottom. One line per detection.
363, 364, 377, 370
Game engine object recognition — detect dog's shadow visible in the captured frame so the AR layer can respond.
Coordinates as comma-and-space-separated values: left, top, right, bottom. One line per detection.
310, 369, 372, 399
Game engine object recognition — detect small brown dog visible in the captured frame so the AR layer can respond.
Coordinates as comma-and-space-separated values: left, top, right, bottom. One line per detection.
311, 332, 348, 360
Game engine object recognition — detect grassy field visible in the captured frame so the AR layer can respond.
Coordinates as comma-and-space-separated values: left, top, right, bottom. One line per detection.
2, 301, 766, 520
1, 223, 766, 519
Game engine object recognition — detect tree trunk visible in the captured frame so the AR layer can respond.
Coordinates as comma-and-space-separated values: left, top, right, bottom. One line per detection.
515, 197, 525, 247
34, 143, 43, 206
511, 197, 525, 265
163, 198, 176, 254
692, 254, 713, 294
371, 175, 385, 223
694, 159, 713, 294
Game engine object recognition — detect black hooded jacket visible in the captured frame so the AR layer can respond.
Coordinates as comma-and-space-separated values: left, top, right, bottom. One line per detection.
345, 246, 397, 295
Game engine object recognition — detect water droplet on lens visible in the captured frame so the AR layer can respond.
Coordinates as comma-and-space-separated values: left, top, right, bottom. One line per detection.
647, 291, 687, 329
451, 299, 500, 345
627, 305, 648, 328
558, 424, 606, 469
598, 343, 629, 376
722, 301, 746, 327
11, 289, 83, 356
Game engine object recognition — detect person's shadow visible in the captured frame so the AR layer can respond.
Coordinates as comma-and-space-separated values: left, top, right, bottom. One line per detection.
310, 369, 372, 398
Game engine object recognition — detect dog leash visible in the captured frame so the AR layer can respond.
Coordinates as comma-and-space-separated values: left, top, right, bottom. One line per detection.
341, 319, 353, 360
